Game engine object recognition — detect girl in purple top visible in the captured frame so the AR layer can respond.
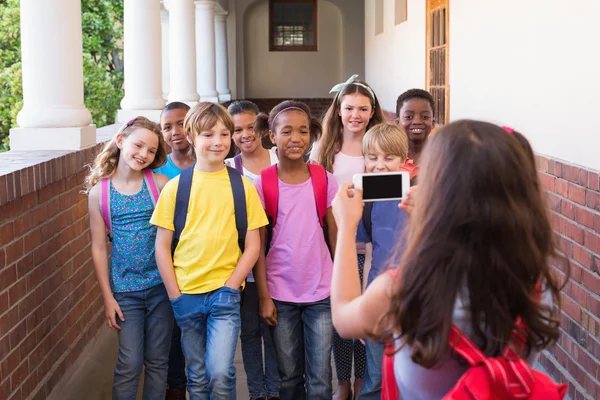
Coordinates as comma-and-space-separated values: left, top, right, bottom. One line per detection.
253, 101, 339, 400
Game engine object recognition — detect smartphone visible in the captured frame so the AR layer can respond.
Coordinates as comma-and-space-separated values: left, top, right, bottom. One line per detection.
352, 172, 410, 202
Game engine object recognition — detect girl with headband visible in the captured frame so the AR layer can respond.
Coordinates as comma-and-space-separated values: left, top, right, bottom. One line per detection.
253, 100, 339, 399
311, 74, 386, 400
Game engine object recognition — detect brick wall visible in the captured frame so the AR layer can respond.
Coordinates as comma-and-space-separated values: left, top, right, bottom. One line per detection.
0, 145, 105, 400
536, 156, 600, 400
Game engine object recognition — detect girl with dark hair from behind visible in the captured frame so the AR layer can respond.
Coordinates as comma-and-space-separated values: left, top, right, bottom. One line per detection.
330, 120, 568, 399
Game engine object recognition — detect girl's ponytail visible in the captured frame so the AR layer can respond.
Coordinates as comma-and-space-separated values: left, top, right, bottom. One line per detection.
310, 117, 323, 142
255, 112, 270, 136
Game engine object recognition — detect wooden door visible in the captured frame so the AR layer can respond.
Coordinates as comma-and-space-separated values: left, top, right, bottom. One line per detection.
426, 0, 449, 124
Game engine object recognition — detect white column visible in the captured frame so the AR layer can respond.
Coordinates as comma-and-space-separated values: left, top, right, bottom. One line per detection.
169, 0, 199, 105
215, 11, 231, 102
161, 1, 170, 101
195, 0, 219, 103
10, 0, 95, 151
118, 0, 165, 122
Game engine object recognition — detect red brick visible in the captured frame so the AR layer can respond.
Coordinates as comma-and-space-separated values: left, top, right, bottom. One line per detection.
585, 230, 600, 254
561, 200, 575, 220
578, 169, 589, 187
7, 277, 27, 307
596, 214, 600, 235
574, 206, 595, 230
582, 269, 600, 294
562, 293, 581, 319
568, 183, 587, 205
555, 178, 569, 197
4, 239, 23, 267
586, 292, 600, 316
1, 221, 15, 246
0, 248, 4, 269
588, 172, 600, 191
555, 162, 565, 178
587, 189, 600, 211
567, 221, 585, 244
0, 265, 16, 291
546, 192, 562, 212
556, 234, 573, 257
565, 165, 582, 183
569, 281, 588, 306
573, 244, 592, 269
540, 172, 555, 192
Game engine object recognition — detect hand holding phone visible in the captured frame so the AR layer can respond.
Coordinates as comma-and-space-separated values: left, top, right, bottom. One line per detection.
352, 172, 410, 202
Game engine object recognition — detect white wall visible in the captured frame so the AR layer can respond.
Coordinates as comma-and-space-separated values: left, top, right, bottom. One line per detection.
365, 0, 426, 113
449, 0, 599, 170
366, 0, 599, 170
244, 0, 342, 98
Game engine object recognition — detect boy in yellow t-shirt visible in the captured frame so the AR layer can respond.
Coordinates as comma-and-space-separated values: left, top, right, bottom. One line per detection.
151, 102, 268, 399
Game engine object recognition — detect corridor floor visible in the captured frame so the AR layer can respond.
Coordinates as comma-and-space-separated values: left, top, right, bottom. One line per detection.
47, 325, 340, 400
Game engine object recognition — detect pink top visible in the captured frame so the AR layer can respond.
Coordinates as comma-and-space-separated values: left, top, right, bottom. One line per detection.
310, 141, 366, 253
254, 172, 338, 303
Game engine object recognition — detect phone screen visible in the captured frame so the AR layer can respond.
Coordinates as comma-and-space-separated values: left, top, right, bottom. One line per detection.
362, 174, 404, 201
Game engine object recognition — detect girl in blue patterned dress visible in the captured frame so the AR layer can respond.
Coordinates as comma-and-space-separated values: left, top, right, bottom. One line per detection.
84, 117, 173, 400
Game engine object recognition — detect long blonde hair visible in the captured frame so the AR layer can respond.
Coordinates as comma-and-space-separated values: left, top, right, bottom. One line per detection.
83, 117, 166, 193
318, 80, 386, 172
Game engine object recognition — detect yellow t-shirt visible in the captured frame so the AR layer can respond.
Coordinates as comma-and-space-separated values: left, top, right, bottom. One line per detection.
150, 167, 268, 294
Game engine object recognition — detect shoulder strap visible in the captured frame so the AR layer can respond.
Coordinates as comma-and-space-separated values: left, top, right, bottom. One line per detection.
382, 343, 400, 400
143, 169, 160, 206
261, 165, 280, 226
99, 178, 112, 236
362, 202, 374, 240
307, 163, 328, 227
172, 165, 195, 255
233, 154, 244, 175
226, 166, 247, 252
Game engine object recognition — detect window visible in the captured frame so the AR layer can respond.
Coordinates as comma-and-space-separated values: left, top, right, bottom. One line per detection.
269, 0, 318, 51
426, 0, 449, 124
375, 0, 384, 35
395, 0, 407, 25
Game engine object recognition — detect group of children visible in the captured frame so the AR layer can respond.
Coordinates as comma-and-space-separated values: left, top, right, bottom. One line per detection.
85, 74, 565, 400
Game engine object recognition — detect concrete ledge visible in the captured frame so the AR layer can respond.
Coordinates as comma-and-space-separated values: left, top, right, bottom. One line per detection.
9, 125, 97, 151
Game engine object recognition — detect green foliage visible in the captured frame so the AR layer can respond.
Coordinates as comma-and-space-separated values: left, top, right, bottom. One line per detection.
0, 0, 124, 152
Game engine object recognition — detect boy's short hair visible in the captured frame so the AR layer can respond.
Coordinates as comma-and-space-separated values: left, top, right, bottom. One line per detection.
395, 89, 435, 117
362, 122, 408, 160
184, 102, 234, 137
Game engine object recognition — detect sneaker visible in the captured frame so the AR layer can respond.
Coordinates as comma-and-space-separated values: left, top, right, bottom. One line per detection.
165, 387, 187, 400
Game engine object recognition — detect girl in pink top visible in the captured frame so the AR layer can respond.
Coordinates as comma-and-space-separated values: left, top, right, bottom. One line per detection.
311, 75, 386, 399
254, 100, 338, 400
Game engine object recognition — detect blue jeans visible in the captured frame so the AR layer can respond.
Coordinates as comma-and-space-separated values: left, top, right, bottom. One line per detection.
112, 283, 174, 400
240, 282, 280, 398
358, 339, 384, 400
270, 297, 333, 400
171, 286, 241, 400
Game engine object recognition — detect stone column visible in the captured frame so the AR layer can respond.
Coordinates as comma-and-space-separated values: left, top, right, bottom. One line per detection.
215, 11, 231, 102
10, 0, 96, 151
161, 1, 170, 101
169, 0, 199, 105
195, 0, 219, 103
118, 0, 165, 122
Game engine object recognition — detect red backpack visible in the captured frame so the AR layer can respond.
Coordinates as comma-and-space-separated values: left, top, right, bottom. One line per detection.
260, 163, 330, 253
382, 301, 568, 399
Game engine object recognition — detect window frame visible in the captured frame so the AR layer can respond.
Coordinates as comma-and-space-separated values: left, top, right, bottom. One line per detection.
269, 0, 318, 52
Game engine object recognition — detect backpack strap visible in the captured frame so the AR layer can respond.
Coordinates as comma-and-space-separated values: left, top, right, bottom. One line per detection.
233, 154, 244, 175
172, 165, 195, 256
362, 202, 374, 241
226, 166, 247, 252
307, 163, 328, 227
262, 165, 279, 226
143, 169, 160, 206
99, 177, 112, 241
382, 342, 400, 400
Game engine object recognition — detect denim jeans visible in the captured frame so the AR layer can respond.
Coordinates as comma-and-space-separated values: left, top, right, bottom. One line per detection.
171, 286, 241, 400
112, 283, 174, 400
358, 339, 384, 400
240, 282, 280, 398
167, 322, 187, 389
270, 297, 333, 400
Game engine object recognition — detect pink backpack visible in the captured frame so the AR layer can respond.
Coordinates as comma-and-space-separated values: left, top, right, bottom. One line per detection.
99, 169, 160, 241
